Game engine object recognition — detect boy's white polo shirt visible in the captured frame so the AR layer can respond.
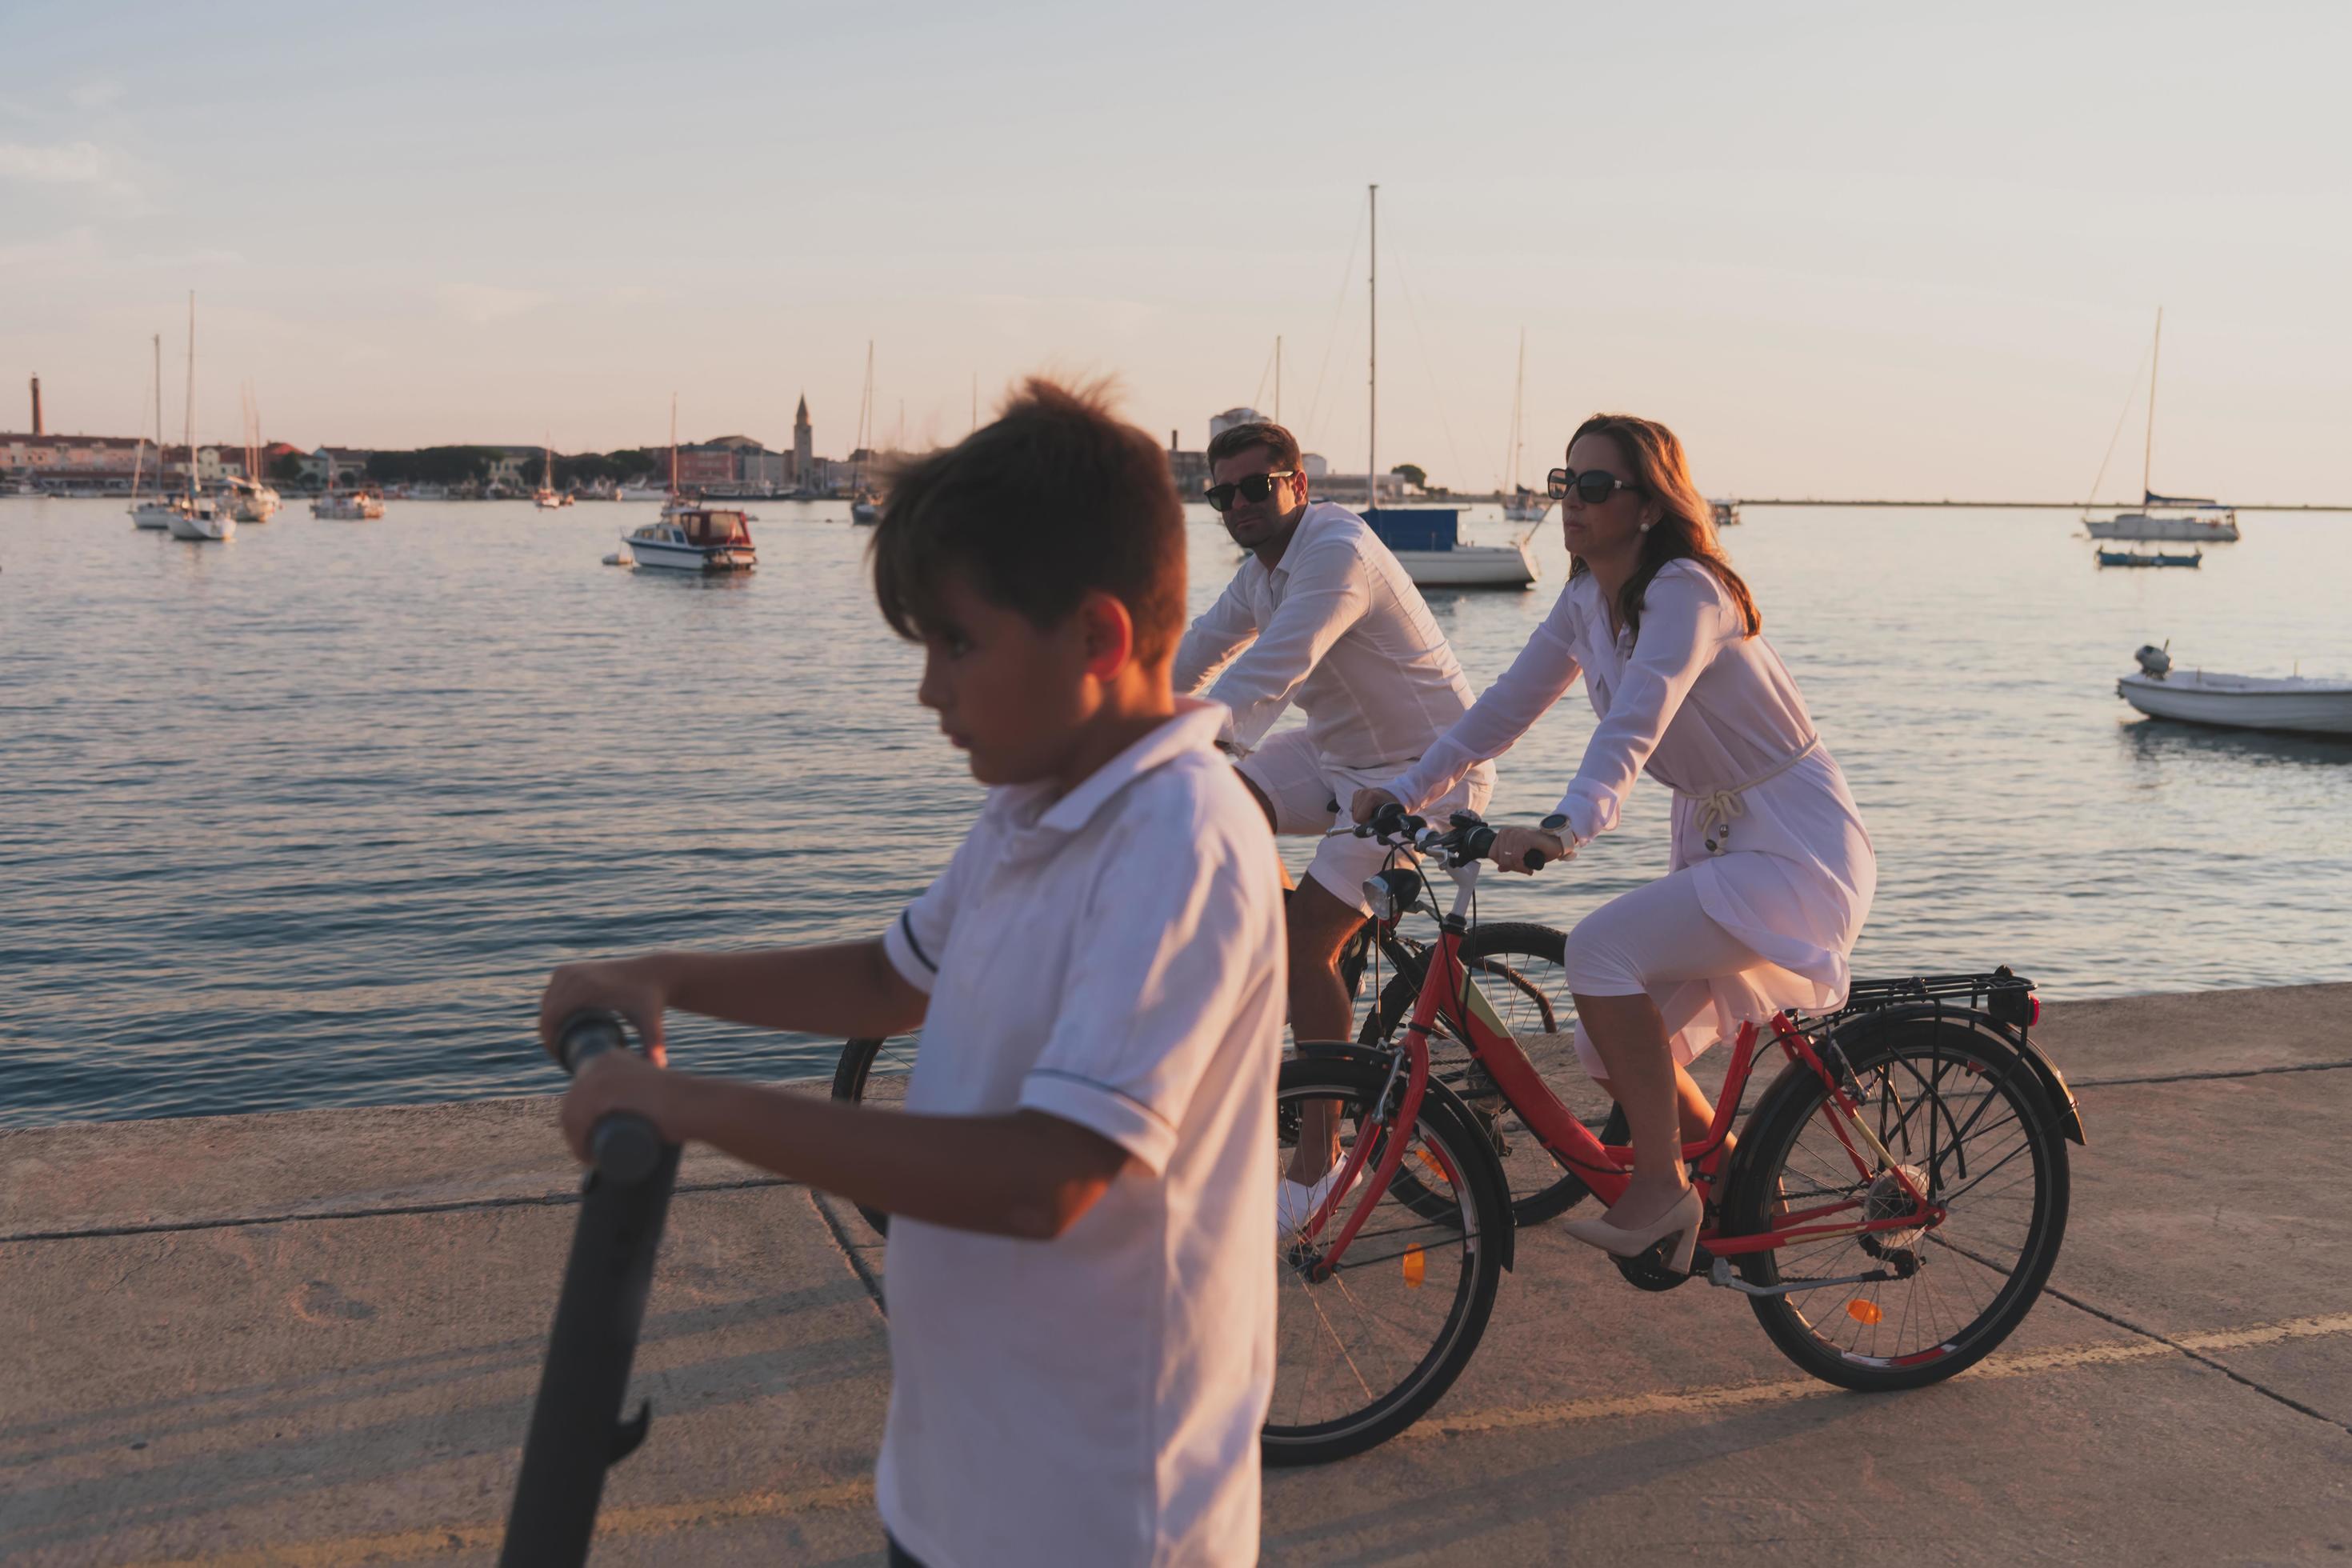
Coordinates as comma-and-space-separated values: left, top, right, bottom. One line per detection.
876, 698, 1283, 1568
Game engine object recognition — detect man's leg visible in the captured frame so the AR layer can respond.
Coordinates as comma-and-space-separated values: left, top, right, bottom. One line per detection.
1283, 875, 1365, 1184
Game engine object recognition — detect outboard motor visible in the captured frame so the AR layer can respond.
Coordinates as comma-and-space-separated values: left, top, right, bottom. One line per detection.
2134, 643, 2172, 679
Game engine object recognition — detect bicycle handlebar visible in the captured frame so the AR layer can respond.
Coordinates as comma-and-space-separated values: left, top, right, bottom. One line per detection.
1356, 805, 1547, 873
554, 1008, 666, 1186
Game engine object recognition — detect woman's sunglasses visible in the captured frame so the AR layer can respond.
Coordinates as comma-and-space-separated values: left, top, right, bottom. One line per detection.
1547, 467, 1641, 505
1204, 470, 1297, 513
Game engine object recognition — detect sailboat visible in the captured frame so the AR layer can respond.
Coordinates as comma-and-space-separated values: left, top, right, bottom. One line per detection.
533, 437, 570, 508
2083, 310, 2240, 544
1356, 187, 1538, 589
849, 342, 881, 525
164, 295, 233, 542
224, 386, 279, 522
1499, 330, 1550, 524
129, 334, 180, 530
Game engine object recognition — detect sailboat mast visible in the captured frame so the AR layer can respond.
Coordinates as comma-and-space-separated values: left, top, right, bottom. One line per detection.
1510, 327, 1526, 494
151, 333, 162, 496
1366, 182, 1378, 512
182, 292, 196, 502
2142, 307, 2162, 500
669, 393, 678, 496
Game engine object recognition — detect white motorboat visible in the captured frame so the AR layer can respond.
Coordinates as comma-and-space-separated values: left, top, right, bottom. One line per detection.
2117, 645, 2352, 736
166, 495, 234, 542
1710, 499, 1742, 530
850, 494, 882, 526
1364, 508, 1537, 590
313, 488, 385, 519
132, 498, 184, 530
622, 503, 756, 572
615, 482, 666, 502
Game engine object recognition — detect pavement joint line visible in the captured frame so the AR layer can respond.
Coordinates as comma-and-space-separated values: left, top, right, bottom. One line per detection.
2071, 1058, 2352, 1088
110, 1314, 2352, 1566
1400, 1310, 2352, 1441
808, 1188, 887, 1314
122, 1479, 881, 1568
2030, 1284, 2352, 1436
0, 1173, 799, 1246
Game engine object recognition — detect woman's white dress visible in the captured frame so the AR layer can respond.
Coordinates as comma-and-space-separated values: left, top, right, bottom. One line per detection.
1388, 559, 1876, 1065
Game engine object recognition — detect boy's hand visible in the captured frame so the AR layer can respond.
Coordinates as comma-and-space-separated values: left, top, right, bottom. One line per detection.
1350, 787, 1402, 826
559, 1050, 685, 1164
539, 958, 671, 1067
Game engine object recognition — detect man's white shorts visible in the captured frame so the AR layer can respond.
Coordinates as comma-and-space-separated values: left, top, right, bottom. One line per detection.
1236, 730, 1494, 914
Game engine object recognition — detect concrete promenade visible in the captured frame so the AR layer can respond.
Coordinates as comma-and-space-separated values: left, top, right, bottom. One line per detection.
5, 984, 2350, 1565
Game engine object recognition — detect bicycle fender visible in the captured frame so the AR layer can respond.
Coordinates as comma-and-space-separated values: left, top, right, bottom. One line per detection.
1830, 1005, 2086, 1146
1289, 1042, 1517, 1272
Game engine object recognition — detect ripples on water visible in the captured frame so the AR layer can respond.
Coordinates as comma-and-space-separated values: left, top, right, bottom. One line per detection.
2, 497, 2347, 1126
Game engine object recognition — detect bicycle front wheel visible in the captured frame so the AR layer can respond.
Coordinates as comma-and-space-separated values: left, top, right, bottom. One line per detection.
1266, 1055, 1510, 1466
1726, 1018, 2071, 1391
830, 1034, 919, 1237
1360, 922, 1626, 1226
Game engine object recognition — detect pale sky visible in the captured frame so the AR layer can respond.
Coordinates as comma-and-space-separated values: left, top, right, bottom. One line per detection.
6, 0, 2348, 501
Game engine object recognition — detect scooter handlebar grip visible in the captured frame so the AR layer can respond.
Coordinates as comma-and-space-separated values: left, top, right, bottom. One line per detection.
555, 1009, 666, 1186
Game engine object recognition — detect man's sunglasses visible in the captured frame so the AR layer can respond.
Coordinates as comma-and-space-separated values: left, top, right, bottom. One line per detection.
1204, 470, 1298, 513
1547, 467, 1642, 504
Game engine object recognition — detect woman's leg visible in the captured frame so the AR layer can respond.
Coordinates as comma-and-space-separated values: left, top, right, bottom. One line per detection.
1562, 871, 1766, 1228
1574, 994, 1690, 1222
1594, 1065, 1715, 1145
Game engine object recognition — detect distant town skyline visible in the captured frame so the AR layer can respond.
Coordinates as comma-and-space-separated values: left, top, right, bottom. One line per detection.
5, 2, 2348, 502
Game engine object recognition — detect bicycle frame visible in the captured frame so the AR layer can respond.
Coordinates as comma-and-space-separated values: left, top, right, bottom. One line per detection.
1302, 862, 1942, 1271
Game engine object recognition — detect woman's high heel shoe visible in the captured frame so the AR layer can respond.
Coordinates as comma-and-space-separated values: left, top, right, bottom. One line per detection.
1562, 1186, 1704, 1273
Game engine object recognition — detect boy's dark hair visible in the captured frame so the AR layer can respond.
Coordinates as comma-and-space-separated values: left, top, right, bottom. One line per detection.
1204, 419, 1302, 474
871, 377, 1186, 664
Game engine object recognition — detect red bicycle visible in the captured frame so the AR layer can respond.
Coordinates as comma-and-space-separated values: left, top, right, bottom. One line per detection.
1266, 806, 2085, 1466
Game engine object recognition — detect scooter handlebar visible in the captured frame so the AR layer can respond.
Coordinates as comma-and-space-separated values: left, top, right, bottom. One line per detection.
554, 1008, 666, 1186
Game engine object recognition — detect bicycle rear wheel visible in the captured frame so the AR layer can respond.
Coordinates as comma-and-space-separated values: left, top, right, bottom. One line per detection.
1266, 1055, 1510, 1466
1726, 1018, 2071, 1391
1359, 922, 1625, 1226
830, 1034, 918, 1237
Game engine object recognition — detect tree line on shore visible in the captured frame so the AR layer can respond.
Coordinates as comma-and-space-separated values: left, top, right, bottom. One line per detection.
266, 448, 667, 490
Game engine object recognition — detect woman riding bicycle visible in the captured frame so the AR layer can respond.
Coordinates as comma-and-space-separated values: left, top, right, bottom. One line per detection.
1354, 413, 1875, 1269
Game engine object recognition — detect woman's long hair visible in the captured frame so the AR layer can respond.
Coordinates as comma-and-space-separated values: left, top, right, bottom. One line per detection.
1566, 414, 1759, 640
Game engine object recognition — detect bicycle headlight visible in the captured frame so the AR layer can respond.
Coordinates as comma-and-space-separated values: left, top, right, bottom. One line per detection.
1362, 867, 1425, 925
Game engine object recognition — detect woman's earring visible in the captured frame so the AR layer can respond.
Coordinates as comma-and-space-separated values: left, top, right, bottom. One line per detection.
1638, 520, 1653, 535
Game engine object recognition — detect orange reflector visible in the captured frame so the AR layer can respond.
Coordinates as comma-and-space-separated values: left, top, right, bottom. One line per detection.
1846, 1299, 1883, 1325
1413, 1147, 1451, 1185
1402, 1246, 1426, 1287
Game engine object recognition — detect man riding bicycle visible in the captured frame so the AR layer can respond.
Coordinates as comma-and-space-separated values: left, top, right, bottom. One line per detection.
1174, 419, 1493, 1216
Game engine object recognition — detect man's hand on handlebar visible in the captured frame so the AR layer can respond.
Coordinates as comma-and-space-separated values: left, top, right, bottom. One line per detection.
1350, 787, 1403, 826
539, 958, 671, 1067
1489, 826, 1569, 875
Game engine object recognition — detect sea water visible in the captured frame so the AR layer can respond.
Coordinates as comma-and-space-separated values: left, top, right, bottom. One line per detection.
2, 498, 2346, 1126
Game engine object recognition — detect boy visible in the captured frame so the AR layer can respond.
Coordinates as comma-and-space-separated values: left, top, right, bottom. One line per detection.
541, 380, 1283, 1567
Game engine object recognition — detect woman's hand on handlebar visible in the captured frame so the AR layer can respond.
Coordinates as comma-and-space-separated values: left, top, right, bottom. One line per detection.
1489, 826, 1569, 875
559, 1050, 684, 1165
539, 958, 671, 1067
1350, 787, 1403, 826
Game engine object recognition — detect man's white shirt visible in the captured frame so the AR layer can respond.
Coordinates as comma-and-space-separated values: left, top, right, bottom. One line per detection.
1174, 501, 1483, 770
875, 699, 1283, 1568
